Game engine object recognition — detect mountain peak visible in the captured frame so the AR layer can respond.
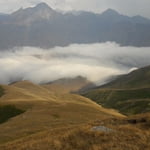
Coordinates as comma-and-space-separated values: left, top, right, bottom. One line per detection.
101, 8, 120, 16
35, 2, 52, 10
11, 2, 57, 25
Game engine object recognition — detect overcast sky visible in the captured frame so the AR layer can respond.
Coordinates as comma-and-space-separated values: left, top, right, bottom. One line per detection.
0, 0, 150, 18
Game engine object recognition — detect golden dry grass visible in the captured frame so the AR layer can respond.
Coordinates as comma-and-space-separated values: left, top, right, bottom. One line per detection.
0, 114, 149, 150
0, 81, 124, 145
0, 81, 149, 150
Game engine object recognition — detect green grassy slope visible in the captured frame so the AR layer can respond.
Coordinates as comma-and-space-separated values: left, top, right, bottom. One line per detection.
83, 66, 150, 115
83, 88, 150, 115
101, 66, 150, 89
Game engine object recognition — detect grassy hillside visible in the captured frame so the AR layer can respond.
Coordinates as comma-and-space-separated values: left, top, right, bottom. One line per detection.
0, 79, 150, 150
0, 113, 150, 150
82, 66, 150, 115
101, 66, 150, 89
83, 88, 150, 115
0, 80, 123, 144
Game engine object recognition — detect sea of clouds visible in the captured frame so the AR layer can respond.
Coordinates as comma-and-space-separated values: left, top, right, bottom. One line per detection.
0, 42, 150, 85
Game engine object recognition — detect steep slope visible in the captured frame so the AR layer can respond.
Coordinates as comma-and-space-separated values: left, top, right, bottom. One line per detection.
0, 80, 124, 144
82, 66, 150, 115
100, 66, 150, 89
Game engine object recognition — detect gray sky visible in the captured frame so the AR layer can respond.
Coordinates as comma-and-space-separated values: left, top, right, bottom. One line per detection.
0, 0, 150, 18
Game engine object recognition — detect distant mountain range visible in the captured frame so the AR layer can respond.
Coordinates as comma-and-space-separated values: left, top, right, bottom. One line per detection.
0, 2, 150, 50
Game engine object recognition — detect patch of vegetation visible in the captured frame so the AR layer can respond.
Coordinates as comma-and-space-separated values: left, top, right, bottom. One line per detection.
52, 114, 60, 119
116, 100, 150, 115
83, 88, 150, 115
0, 105, 25, 124
0, 86, 4, 97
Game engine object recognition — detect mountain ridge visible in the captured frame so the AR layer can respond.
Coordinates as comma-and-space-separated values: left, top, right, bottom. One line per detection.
0, 3, 150, 50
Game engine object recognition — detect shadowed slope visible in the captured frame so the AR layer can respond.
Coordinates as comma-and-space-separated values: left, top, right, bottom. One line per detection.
82, 66, 150, 115
0, 86, 4, 97
0, 105, 25, 124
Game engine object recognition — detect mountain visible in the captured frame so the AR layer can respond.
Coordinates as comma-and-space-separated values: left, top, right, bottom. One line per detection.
82, 66, 150, 115
0, 3, 150, 50
11, 3, 60, 25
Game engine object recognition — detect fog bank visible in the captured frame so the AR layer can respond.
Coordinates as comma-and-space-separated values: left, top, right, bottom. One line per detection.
0, 42, 150, 84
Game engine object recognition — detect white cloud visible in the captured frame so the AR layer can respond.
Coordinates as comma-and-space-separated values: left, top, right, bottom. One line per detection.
0, 42, 150, 85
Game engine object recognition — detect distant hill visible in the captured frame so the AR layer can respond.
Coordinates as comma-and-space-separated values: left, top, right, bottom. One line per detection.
43, 76, 96, 94
0, 3, 150, 50
82, 66, 150, 115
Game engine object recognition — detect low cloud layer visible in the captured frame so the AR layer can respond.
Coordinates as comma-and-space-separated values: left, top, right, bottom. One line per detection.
1, 42, 150, 85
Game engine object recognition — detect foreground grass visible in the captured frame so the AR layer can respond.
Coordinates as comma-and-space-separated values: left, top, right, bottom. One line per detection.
0, 113, 150, 150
